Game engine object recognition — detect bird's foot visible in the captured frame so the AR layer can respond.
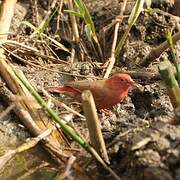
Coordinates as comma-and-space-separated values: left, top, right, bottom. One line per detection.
99, 109, 113, 116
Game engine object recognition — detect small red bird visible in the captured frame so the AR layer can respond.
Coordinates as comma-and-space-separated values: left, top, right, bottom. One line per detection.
47, 73, 139, 110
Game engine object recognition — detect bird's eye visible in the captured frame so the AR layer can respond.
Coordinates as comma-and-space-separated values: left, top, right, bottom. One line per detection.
120, 79, 126, 83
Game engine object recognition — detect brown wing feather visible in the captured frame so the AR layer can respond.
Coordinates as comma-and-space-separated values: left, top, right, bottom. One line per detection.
65, 79, 105, 92
65, 80, 91, 91
65, 79, 107, 101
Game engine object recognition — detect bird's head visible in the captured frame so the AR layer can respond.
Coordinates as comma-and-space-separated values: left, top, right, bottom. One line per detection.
106, 73, 140, 90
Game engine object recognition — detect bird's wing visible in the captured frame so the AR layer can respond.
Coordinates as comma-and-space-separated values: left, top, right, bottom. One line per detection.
65, 79, 107, 101
65, 80, 91, 91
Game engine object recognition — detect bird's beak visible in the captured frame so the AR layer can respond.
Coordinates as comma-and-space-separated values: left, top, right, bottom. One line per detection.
130, 81, 142, 89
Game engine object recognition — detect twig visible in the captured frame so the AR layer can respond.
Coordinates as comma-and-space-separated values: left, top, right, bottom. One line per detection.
111, 0, 128, 58
56, 0, 64, 31
107, 129, 133, 148
104, 0, 128, 78
131, 137, 151, 150
151, 8, 180, 21
2, 46, 99, 79
54, 155, 76, 179
19, 50, 70, 65
30, 0, 39, 25
68, 0, 80, 42
0, 102, 15, 120
117, 69, 161, 81
0, 39, 39, 52
69, 48, 75, 64
17, 162, 49, 180
54, 100, 85, 119
42, 88, 85, 119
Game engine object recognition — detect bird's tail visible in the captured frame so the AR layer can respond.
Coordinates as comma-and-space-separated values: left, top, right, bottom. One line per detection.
47, 86, 80, 97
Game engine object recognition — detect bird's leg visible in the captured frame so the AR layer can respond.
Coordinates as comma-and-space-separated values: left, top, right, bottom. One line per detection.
99, 109, 113, 116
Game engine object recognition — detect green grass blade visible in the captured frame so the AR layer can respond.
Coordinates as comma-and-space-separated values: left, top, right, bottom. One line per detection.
43, 34, 70, 53
85, 24, 92, 42
64, 10, 82, 17
72, 0, 95, 33
38, 8, 57, 34
115, 0, 146, 58
21, 21, 70, 52
128, 0, 145, 24
145, 0, 152, 9
166, 31, 180, 84
66, 0, 102, 59
74, 0, 85, 16
21, 21, 36, 30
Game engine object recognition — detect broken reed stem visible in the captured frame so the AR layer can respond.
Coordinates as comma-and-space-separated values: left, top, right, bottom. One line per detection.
0, 0, 17, 53
81, 90, 109, 163
159, 61, 180, 124
104, 56, 115, 79
81, 90, 122, 180
158, 61, 180, 108
140, 31, 180, 67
